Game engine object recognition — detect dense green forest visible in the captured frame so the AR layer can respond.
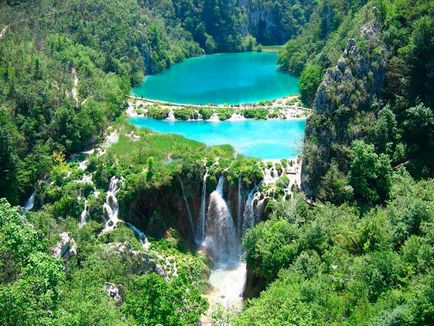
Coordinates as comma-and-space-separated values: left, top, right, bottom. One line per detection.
0, 0, 433, 325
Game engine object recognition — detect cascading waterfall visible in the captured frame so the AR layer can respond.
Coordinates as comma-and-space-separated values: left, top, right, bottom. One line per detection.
178, 177, 195, 239
195, 169, 208, 244
102, 176, 124, 234
203, 176, 239, 266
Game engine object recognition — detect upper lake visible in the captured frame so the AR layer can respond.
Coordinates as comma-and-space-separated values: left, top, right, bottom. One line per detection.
132, 52, 299, 105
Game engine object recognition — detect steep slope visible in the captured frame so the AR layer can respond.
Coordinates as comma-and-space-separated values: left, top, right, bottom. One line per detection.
278, 0, 433, 202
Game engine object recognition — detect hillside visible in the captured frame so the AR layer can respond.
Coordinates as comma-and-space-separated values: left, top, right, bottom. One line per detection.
0, 0, 433, 325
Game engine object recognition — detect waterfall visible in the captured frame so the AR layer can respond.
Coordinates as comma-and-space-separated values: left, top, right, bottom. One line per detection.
79, 200, 88, 227
23, 191, 36, 212
195, 169, 208, 244
178, 177, 195, 239
102, 176, 124, 234
166, 110, 175, 121
237, 177, 243, 237
127, 222, 151, 249
242, 183, 263, 236
203, 176, 239, 266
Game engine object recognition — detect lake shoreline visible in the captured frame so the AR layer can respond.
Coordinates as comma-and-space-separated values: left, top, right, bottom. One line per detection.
127, 95, 311, 121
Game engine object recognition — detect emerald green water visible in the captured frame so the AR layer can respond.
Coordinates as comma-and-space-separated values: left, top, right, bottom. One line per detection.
132, 52, 299, 105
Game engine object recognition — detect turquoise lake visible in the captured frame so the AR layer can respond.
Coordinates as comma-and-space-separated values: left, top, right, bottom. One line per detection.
132, 52, 299, 105
130, 118, 306, 159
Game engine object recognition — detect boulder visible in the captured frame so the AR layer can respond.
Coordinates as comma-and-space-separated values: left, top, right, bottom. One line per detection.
51, 232, 77, 260
103, 282, 125, 306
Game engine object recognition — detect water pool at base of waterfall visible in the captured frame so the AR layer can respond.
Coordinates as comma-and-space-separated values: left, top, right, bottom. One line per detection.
206, 263, 247, 309
130, 118, 306, 159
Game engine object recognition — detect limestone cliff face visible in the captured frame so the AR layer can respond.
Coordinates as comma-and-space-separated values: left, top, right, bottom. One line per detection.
120, 172, 255, 244
243, 1, 287, 44
121, 174, 203, 241
315, 20, 386, 113
238, 0, 314, 45
302, 14, 387, 199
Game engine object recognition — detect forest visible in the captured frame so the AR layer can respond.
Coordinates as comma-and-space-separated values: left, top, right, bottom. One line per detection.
0, 0, 433, 325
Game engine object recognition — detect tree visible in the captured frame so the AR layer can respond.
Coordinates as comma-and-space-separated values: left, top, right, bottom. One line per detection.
349, 140, 392, 204
124, 273, 206, 325
374, 106, 399, 155
299, 64, 323, 106
0, 110, 19, 204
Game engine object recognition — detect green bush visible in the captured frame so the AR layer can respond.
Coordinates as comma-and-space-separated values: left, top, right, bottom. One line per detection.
147, 107, 169, 120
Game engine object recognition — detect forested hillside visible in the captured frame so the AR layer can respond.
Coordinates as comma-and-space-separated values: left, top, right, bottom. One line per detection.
278, 0, 433, 201
235, 0, 433, 324
0, 0, 432, 325
0, 0, 314, 205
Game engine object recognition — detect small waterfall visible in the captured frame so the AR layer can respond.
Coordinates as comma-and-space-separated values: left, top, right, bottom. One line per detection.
263, 166, 273, 184
166, 110, 175, 121
23, 191, 36, 212
255, 195, 267, 224
102, 176, 124, 234
195, 169, 208, 244
242, 184, 263, 236
127, 222, 150, 249
79, 200, 88, 227
203, 176, 239, 266
178, 177, 195, 239
237, 177, 243, 237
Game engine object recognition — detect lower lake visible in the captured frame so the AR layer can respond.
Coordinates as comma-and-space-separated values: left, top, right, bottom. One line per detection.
129, 118, 306, 160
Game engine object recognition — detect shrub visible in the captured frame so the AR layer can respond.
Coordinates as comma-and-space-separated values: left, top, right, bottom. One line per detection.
147, 107, 169, 120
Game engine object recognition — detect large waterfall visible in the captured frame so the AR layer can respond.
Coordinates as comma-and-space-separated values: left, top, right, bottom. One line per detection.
203, 176, 240, 266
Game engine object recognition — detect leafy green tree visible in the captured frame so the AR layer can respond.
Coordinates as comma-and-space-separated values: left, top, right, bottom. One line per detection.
349, 140, 393, 204
318, 160, 353, 204
402, 103, 434, 177
124, 273, 206, 326
244, 218, 299, 282
299, 63, 323, 105
0, 110, 19, 204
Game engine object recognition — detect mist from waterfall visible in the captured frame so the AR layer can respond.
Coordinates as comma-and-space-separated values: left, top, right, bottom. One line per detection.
203, 176, 240, 266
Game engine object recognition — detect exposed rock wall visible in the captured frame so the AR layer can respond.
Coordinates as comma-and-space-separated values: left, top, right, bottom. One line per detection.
239, 0, 315, 45
302, 11, 387, 199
